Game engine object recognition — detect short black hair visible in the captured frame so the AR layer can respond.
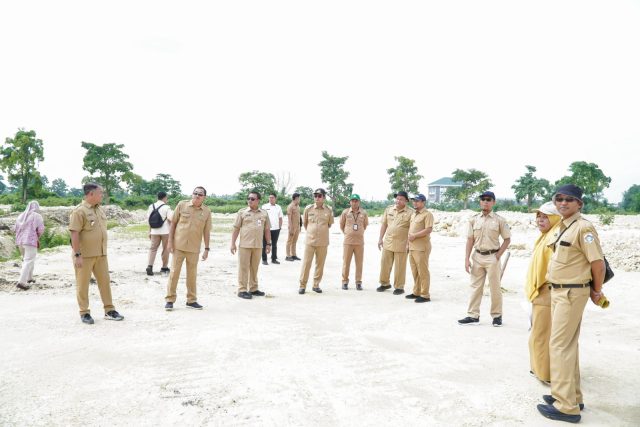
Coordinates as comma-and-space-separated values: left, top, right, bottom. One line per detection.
193, 186, 207, 196
157, 191, 167, 200
292, 193, 300, 200
250, 191, 261, 200
269, 192, 277, 198
83, 182, 100, 195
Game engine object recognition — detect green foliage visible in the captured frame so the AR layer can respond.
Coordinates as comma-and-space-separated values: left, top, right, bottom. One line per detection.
387, 156, 423, 198
106, 220, 120, 230
49, 178, 69, 196
598, 211, 615, 226
238, 171, 277, 197
81, 141, 134, 203
555, 161, 611, 206
621, 184, 640, 213
444, 169, 492, 209
1, 129, 45, 203
511, 165, 551, 208
494, 199, 529, 212
39, 227, 70, 250
293, 186, 314, 207
318, 151, 353, 214
123, 172, 183, 197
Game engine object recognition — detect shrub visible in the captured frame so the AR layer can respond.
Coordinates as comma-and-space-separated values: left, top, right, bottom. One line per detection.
39, 228, 70, 250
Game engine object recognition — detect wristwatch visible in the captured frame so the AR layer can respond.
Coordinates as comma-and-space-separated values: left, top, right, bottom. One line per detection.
74, 252, 81, 257
204, 247, 210, 251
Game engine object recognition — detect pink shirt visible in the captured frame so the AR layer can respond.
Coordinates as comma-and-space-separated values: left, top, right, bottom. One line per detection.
15, 212, 45, 247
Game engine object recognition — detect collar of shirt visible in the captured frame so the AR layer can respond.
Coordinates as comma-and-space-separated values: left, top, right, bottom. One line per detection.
188, 201, 204, 209
82, 200, 97, 209
348, 207, 361, 214
561, 212, 581, 227
480, 211, 495, 218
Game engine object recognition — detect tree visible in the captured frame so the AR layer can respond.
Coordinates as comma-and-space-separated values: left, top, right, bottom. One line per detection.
0, 175, 6, 194
293, 186, 314, 207
387, 156, 423, 199
318, 151, 353, 213
622, 184, 640, 213
122, 172, 147, 196
50, 178, 69, 197
0, 129, 45, 203
511, 165, 552, 209
238, 170, 277, 197
81, 142, 133, 203
275, 172, 294, 198
148, 173, 182, 197
445, 168, 492, 209
555, 161, 611, 206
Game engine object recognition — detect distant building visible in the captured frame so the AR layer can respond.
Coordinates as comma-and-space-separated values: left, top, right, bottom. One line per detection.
427, 177, 462, 203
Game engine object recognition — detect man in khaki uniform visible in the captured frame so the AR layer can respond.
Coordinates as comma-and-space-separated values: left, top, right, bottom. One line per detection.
164, 186, 212, 311
458, 191, 511, 326
537, 184, 605, 424
69, 183, 124, 325
376, 191, 413, 295
285, 192, 301, 261
299, 188, 334, 294
230, 191, 272, 299
404, 194, 434, 303
340, 194, 369, 291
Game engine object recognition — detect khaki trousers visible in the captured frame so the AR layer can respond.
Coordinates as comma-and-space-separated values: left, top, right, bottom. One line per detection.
148, 234, 169, 268
342, 244, 364, 284
299, 245, 328, 289
549, 287, 589, 415
379, 249, 408, 289
165, 249, 199, 303
74, 255, 114, 315
467, 251, 502, 318
286, 229, 300, 257
409, 246, 431, 298
238, 247, 262, 293
529, 284, 551, 382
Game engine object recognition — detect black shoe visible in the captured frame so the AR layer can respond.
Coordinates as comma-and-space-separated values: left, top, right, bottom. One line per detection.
415, 297, 430, 303
405, 294, 419, 299
146, 266, 153, 276
238, 291, 252, 299
543, 395, 584, 411
262, 260, 268, 265
285, 257, 294, 261
298, 288, 305, 294
165, 302, 174, 311
27, 279, 36, 284
458, 316, 479, 325
342, 283, 348, 290
312, 287, 323, 293
250, 290, 265, 296
186, 302, 203, 310
393, 289, 404, 295
81, 313, 94, 324
272, 259, 280, 264
16, 283, 30, 290
492, 316, 503, 327
537, 404, 581, 423
160, 267, 170, 274
104, 310, 124, 321
356, 284, 363, 291
377, 285, 391, 292
292, 256, 302, 261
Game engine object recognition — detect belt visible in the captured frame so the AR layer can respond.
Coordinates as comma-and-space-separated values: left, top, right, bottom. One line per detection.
476, 249, 499, 255
549, 283, 590, 289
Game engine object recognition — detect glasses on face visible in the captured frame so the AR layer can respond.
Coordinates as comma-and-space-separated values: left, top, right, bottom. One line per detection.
314, 194, 323, 198
555, 197, 576, 203
193, 192, 205, 197
247, 197, 257, 201
480, 198, 493, 202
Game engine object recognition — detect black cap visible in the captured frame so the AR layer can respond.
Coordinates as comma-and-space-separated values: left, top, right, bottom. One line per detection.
479, 191, 495, 200
313, 188, 326, 196
554, 184, 583, 201
393, 191, 409, 200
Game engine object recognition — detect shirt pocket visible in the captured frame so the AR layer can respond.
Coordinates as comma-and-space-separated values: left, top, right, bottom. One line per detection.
179, 212, 192, 223
555, 242, 572, 264
84, 214, 97, 231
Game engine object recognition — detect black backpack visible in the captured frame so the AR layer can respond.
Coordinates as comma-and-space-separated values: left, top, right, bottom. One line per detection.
149, 203, 167, 228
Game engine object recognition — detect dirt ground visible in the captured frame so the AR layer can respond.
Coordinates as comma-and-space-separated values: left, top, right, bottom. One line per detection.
1, 211, 638, 426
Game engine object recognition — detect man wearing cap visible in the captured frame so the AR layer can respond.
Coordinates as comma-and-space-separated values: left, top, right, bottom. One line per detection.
404, 194, 434, 303
298, 188, 334, 294
261, 192, 283, 265
285, 193, 302, 261
340, 194, 369, 290
536, 184, 605, 424
230, 191, 272, 299
377, 191, 414, 295
458, 191, 511, 326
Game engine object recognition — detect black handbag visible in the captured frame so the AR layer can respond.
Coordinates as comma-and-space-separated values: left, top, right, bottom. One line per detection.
589, 257, 614, 287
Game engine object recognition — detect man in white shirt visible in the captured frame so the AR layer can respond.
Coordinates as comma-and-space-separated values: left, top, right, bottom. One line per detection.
262, 192, 283, 265
146, 191, 173, 275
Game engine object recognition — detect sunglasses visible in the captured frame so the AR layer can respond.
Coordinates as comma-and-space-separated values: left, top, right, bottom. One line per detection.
193, 192, 205, 197
247, 197, 257, 201
314, 194, 323, 198
480, 198, 493, 202
555, 196, 576, 203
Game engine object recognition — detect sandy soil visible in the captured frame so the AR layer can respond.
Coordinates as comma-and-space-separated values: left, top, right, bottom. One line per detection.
1, 212, 638, 426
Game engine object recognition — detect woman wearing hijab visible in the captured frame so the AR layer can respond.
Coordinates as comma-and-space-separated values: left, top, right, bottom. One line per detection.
526, 201, 562, 384
14, 201, 45, 290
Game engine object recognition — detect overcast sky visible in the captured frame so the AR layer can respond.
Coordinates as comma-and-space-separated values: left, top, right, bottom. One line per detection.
1, 1, 639, 202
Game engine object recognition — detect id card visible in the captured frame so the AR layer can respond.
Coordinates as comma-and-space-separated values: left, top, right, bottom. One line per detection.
257, 220, 262, 226
353, 224, 358, 231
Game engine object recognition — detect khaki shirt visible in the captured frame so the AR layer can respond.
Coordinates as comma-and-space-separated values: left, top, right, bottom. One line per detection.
381, 205, 414, 252
340, 208, 369, 246
68, 200, 108, 258
303, 203, 334, 247
172, 200, 212, 253
466, 211, 511, 251
546, 212, 604, 285
233, 207, 270, 249
408, 209, 434, 252
287, 202, 301, 232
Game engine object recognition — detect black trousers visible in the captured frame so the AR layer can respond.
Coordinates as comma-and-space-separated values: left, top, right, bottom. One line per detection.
263, 229, 280, 261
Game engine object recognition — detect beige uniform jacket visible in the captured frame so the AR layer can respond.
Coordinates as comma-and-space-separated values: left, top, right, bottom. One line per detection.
69, 201, 108, 257
546, 212, 604, 284
408, 209, 434, 251
381, 205, 414, 252
234, 207, 270, 249
287, 202, 301, 232
172, 200, 212, 253
303, 204, 334, 247
340, 208, 369, 246
466, 211, 511, 251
